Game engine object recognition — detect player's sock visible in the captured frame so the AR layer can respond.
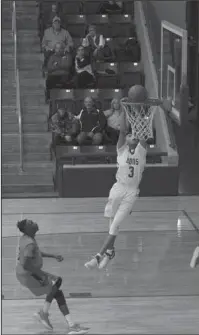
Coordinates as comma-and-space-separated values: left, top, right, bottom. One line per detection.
54, 290, 73, 325
65, 314, 74, 327
54, 290, 89, 333
98, 248, 115, 269
107, 249, 113, 254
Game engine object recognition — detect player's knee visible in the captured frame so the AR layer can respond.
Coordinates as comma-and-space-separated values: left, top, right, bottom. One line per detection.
92, 133, 103, 145
54, 276, 62, 289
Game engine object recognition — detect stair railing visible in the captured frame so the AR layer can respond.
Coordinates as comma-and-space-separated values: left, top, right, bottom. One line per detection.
12, 1, 23, 172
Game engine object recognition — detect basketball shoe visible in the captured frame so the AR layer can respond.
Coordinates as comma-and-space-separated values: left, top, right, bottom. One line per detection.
68, 323, 89, 335
190, 246, 199, 268
98, 248, 115, 269
34, 309, 53, 330
84, 254, 102, 269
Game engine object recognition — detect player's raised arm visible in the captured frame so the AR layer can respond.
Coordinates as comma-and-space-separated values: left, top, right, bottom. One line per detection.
117, 110, 128, 150
139, 139, 147, 150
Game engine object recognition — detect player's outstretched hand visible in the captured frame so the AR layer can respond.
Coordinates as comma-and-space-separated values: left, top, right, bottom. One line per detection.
55, 255, 64, 262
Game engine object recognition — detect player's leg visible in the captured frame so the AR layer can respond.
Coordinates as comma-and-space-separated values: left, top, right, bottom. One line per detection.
54, 289, 89, 335
85, 183, 123, 269
99, 190, 137, 269
34, 274, 63, 330
190, 245, 199, 268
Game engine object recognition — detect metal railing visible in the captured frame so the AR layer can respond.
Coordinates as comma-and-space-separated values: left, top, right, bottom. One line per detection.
12, 1, 23, 172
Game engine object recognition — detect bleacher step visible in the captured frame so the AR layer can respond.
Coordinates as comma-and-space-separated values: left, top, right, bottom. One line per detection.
2, 173, 53, 185
2, 185, 55, 195
2, 162, 54, 174
2, 153, 52, 164
2, 191, 59, 199
2, 123, 48, 134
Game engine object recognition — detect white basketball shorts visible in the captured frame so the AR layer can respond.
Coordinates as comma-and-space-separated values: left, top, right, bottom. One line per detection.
104, 182, 138, 219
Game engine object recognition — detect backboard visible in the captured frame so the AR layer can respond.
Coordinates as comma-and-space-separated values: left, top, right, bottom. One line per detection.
160, 20, 188, 123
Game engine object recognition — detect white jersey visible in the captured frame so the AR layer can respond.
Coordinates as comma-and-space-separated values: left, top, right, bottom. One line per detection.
116, 142, 146, 190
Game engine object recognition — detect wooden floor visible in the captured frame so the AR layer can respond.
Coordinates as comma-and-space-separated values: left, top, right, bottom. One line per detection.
2, 196, 199, 334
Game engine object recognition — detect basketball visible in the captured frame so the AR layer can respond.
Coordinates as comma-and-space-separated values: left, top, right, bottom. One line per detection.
128, 85, 148, 103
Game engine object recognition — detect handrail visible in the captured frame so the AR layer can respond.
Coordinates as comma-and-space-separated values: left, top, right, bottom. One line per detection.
12, 1, 23, 172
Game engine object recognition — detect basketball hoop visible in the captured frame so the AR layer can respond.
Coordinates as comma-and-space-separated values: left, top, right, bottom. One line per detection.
120, 98, 162, 140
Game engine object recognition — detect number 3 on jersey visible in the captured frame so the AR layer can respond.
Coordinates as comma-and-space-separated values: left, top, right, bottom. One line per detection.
128, 166, 134, 178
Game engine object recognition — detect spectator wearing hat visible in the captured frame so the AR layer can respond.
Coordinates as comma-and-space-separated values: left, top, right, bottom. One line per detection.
38, 2, 63, 41
42, 16, 74, 69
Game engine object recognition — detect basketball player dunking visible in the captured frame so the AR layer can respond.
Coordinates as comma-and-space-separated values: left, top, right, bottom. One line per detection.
85, 85, 150, 270
16, 219, 89, 335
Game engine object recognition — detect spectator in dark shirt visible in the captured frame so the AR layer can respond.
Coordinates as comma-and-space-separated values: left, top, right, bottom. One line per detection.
76, 97, 106, 145
75, 46, 95, 88
97, 1, 123, 14
45, 42, 72, 101
50, 108, 79, 145
42, 16, 74, 69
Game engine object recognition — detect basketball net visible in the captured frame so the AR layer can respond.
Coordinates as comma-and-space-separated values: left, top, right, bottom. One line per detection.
120, 98, 160, 140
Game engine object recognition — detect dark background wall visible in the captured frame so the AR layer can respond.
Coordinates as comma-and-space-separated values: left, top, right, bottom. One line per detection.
142, 0, 187, 83
150, 1, 186, 29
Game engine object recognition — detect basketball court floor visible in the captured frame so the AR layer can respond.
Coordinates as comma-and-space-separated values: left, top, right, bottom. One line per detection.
2, 196, 199, 334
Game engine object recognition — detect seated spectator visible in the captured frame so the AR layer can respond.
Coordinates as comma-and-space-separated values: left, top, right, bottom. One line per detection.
42, 16, 74, 69
50, 108, 79, 145
103, 98, 121, 144
97, 1, 124, 14
76, 97, 106, 145
82, 25, 105, 61
75, 46, 95, 88
45, 42, 72, 101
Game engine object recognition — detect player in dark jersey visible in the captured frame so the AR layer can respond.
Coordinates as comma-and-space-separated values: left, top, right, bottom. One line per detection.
16, 219, 89, 334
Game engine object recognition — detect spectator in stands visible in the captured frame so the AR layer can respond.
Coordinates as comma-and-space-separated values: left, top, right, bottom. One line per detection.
82, 24, 105, 61
45, 42, 72, 101
42, 16, 74, 69
103, 98, 121, 144
41, 3, 62, 32
50, 108, 79, 145
75, 46, 95, 88
76, 97, 106, 145
49, 3, 61, 21
97, 1, 123, 14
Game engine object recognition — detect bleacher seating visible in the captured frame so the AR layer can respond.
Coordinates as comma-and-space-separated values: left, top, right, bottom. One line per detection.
35, 0, 159, 192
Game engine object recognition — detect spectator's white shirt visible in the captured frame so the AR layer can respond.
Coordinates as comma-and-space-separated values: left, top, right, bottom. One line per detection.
104, 109, 121, 130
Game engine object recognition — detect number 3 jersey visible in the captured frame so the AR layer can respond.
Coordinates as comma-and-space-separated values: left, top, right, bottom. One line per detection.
116, 142, 147, 190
